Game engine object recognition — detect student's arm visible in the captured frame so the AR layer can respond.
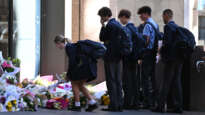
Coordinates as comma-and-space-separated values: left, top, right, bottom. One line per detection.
99, 26, 108, 42
128, 24, 139, 36
163, 25, 173, 47
99, 24, 113, 42
143, 24, 151, 46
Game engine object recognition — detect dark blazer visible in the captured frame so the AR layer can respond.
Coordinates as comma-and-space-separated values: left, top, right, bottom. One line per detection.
99, 18, 124, 62
161, 21, 178, 62
65, 43, 97, 82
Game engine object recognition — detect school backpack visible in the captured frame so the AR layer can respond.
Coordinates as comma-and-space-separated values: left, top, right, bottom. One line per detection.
145, 22, 163, 53
174, 26, 196, 59
127, 25, 146, 61
116, 24, 133, 56
77, 40, 107, 59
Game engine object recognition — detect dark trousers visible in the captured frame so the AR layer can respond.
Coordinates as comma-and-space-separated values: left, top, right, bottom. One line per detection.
122, 60, 139, 107
158, 60, 183, 109
141, 51, 156, 107
104, 61, 123, 109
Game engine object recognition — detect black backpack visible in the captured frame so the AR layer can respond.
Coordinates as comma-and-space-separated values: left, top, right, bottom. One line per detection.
77, 40, 107, 59
116, 25, 133, 56
174, 26, 196, 59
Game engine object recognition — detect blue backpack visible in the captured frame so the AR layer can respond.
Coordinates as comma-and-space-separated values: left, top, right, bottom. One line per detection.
117, 25, 133, 56
174, 26, 196, 59
77, 40, 107, 59
127, 25, 146, 61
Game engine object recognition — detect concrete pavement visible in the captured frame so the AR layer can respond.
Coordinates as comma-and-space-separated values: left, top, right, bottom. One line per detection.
0, 108, 204, 115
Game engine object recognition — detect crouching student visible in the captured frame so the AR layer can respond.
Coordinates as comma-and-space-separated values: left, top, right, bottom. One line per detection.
118, 9, 141, 110
54, 35, 98, 112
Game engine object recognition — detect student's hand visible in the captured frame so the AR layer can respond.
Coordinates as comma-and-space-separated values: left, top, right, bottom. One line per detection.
101, 19, 105, 27
146, 37, 150, 45
138, 60, 142, 65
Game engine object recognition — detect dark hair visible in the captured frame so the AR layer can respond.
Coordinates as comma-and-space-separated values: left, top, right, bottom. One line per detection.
137, 6, 152, 16
118, 9, 131, 19
54, 35, 69, 44
98, 7, 112, 17
163, 9, 173, 18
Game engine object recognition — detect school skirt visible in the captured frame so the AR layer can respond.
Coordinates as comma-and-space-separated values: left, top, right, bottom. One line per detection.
68, 62, 97, 82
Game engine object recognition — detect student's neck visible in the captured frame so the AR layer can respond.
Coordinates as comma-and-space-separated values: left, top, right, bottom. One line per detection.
167, 19, 173, 23
145, 17, 151, 21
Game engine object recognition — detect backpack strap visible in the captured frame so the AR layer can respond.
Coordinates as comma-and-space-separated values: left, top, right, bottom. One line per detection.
145, 22, 160, 35
144, 22, 161, 53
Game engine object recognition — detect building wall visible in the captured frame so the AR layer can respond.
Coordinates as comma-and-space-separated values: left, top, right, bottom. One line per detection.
116, 0, 184, 31
41, 0, 66, 75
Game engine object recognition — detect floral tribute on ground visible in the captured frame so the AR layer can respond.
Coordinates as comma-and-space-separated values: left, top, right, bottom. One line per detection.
0, 57, 108, 112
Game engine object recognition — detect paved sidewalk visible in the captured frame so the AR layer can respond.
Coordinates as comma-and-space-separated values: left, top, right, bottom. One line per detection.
0, 108, 204, 115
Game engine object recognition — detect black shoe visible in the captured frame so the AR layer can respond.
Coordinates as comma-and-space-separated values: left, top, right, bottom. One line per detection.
68, 106, 81, 112
101, 108, 118, 112
118, 106, 123, 112
132, 106, 140, 110
85, 103, 98, 112
123, 106, 133, 110
167, 108, 183, 114
151, 106, 166, 113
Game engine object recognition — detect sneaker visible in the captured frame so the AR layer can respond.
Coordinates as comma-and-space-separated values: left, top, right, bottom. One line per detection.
85, 103, 98, 112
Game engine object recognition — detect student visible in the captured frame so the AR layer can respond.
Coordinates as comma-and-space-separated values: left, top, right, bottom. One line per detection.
153, 9, 183, 113
118, 9, 140, 110
54, 35, 98, 112
137, 6, 159, 109
98, 7, 124, 112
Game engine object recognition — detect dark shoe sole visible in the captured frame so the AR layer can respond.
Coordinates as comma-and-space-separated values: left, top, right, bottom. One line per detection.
85, 104, 98, 112
101, 108, 118, 112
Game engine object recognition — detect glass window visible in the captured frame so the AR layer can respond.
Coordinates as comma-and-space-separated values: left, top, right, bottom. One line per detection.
199, 16, 205, 40
0, 0, 9, 58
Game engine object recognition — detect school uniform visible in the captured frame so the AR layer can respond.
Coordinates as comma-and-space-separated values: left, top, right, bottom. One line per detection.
100, 18, 123, 110
158, 21, 183, 110
65, 43, 97, 82
122, 22, 140, 108
141, 17, 159, 108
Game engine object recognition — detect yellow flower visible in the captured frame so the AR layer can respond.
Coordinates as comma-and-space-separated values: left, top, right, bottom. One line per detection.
8, 108, 12, 112
7, 102, 12, 107
6, 102, 13, 112
102, 95, 110, 105
12, 100, 17, 105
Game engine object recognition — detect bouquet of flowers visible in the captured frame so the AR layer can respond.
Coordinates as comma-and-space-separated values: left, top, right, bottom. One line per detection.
11, 58, 20, 67
1, 57, 20, 82
6, 75, 17, 85
1, 61, 14, 73
22, 93, 38, 111
46, 95, 69, 110
6, 100, 18, 112
101, 92, 110, 106
56, 72, 67, 83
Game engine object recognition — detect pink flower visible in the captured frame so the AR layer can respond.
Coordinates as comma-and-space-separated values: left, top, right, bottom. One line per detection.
55, 98, 68, 109
2, 61, 8, 68
2, 61, 12, 68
